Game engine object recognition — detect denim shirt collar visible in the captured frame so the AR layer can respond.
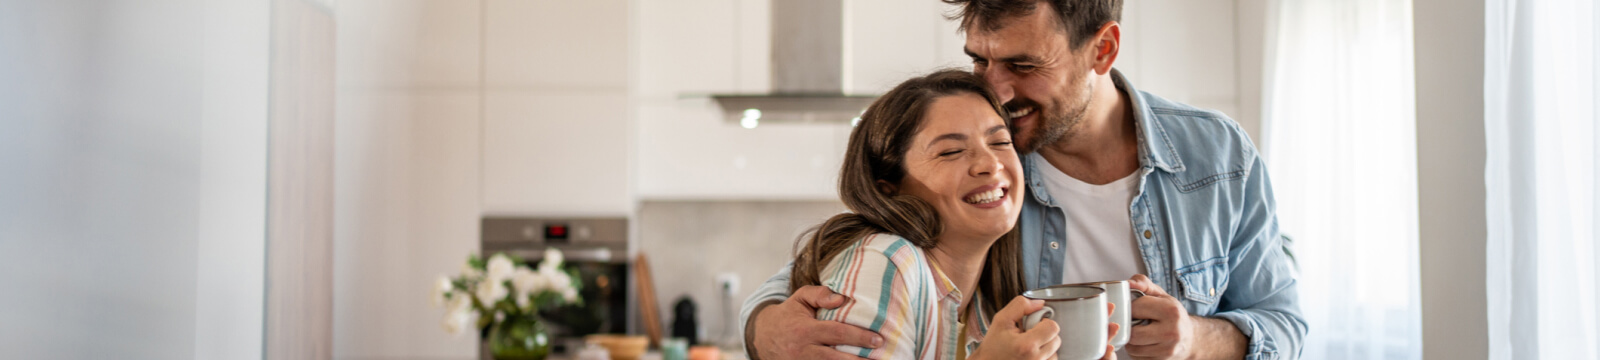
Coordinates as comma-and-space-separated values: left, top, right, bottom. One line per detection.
1022, 69, 1186, 207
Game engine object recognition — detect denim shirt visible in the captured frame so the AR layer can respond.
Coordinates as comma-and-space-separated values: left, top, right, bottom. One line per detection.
1016, 70, 1305, 359
742, 70, 1306, 360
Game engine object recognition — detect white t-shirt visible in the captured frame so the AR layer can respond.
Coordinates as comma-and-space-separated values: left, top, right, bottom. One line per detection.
1028, 152, 1149, 284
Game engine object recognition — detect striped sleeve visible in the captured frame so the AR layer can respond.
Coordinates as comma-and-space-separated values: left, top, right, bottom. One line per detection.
815, 235, 936, 360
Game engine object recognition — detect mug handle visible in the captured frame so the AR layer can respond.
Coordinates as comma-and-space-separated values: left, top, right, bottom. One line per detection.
1022, 306, 1055, 331
1129, 289, 1152, 327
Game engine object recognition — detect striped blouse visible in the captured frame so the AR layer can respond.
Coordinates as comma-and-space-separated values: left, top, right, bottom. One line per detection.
815, 234, 990, 360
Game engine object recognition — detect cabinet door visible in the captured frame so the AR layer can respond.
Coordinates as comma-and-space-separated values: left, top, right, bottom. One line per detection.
481, 0, 633, 214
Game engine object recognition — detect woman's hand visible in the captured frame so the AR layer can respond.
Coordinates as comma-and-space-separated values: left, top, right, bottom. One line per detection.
970, 296, 1060, 360
1100, 302, 1120, 360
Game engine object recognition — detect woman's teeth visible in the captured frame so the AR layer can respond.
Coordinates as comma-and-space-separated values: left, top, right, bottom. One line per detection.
964, 188, 1005, 204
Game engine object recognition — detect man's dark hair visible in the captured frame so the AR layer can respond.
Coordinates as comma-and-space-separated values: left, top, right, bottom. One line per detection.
943, 0, 1123, 49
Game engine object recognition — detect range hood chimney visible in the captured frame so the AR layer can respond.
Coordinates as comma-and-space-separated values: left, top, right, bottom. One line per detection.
711, 0, 877, 126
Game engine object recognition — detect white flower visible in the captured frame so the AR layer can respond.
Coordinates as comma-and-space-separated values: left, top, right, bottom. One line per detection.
486, 253, 515, 282
543, 266, 572, 293
441, 307, 473, 336
476, 276, 509, 304
511, 267, 546, 294
539, 248, 563, 274
460, 262, 483, 279
561, 287, 578, 302
511, 267, 547, 310
431, 276, 454, 307
441, 291, 475, 336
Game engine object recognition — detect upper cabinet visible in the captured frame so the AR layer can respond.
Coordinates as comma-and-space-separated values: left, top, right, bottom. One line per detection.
480, 0, 634, 215
634, 0, 967, 200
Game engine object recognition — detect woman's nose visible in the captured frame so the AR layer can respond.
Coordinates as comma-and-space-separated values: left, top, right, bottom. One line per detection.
970, 147, 1004, 177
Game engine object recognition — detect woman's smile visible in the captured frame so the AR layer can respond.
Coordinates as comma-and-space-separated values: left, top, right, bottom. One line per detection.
961, 182, 1010, 208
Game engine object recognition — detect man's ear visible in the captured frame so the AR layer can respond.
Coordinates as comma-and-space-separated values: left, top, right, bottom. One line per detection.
875, 180, 898, 195
1090, 21, 1121, 75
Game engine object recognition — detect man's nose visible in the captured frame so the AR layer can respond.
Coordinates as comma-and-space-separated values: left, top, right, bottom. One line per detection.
979, 66, 1015, 104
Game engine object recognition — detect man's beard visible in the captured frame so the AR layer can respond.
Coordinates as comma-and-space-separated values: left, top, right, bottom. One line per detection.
1012, 89, 1092, 154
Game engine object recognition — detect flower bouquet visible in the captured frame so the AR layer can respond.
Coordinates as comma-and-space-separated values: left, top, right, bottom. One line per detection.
433, 249, 582, 360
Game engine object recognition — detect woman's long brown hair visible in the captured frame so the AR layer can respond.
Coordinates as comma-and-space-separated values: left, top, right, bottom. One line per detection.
789, 69, 1026, 318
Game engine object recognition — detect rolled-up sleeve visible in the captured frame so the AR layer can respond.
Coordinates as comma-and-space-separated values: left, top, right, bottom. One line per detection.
1216, 155, 1307, 360
740, 261, 796, 346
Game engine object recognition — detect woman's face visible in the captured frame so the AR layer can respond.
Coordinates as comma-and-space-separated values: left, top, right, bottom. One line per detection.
896, 93, 1025, 243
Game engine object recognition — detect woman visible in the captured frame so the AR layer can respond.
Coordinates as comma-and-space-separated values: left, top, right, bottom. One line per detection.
789, 70, 1115, 360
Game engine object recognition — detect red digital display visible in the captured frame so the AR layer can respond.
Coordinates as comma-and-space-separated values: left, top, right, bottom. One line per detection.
545, 224, 569, 240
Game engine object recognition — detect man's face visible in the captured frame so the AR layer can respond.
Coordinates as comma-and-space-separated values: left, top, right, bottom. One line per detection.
964, 8, 1098, 153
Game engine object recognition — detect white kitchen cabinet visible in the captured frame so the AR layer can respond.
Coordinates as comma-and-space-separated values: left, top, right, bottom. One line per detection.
635, 0, 964, 200
479, 0, 635, 215
482, 92, 633, 214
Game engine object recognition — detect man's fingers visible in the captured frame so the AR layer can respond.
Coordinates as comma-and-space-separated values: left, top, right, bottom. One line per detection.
809, 320, 885, 350
1127, 274, 1170, 297
1129, 295, 1180, 323
800, 345, 871, 360
1127, 321, 1170, 346
792, 285, 848, 310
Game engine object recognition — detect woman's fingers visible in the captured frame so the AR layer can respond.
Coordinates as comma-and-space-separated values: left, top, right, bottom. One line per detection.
992, 296, 1045, 330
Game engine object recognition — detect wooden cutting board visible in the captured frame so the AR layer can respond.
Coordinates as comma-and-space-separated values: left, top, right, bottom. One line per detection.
634, 253, 663, 348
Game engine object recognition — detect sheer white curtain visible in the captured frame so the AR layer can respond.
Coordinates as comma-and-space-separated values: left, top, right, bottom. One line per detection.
1261, 0, 1421, 358
1484, 0, 1600, 359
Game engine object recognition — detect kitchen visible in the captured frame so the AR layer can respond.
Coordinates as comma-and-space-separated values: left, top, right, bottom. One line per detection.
2, 0, 1596, 360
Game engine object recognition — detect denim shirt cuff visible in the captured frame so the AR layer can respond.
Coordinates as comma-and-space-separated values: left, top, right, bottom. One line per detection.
1213, 311, 1277, 360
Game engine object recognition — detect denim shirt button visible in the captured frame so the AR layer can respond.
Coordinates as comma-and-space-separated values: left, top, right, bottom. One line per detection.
1049, 241, 1059, 249
1143, 230, 1153, 239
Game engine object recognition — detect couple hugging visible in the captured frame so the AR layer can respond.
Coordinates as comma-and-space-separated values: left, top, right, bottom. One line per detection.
740, 1, 1307, 360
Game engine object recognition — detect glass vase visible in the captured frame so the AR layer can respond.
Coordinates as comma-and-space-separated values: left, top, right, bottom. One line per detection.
487, 313, 551, 360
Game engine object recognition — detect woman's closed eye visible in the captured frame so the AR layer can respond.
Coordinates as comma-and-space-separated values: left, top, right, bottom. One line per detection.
938, 148, 965, 157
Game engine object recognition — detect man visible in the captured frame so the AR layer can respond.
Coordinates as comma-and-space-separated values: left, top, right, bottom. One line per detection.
740, 1, 1306, 359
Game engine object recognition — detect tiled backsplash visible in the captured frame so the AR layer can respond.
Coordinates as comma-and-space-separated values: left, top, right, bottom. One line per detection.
637, 200, 846, 347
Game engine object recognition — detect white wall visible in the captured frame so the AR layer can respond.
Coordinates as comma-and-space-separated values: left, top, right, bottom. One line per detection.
333, 1, 638, 358
479, 0, 635, 216
196, 0, 272, 359
1119, 0, 1252, 139
333, 0, 484, 359
0, 0, 268, 359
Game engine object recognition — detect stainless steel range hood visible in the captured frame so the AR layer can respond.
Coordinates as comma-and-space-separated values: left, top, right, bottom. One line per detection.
710, 0, 877, 126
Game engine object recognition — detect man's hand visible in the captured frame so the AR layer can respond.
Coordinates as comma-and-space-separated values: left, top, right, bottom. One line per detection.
749, 285, 884, 360
1125, 274, 1196, 359
1125, 274, 1247, 360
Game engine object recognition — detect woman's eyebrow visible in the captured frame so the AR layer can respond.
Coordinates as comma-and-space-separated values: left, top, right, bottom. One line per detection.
925, 133, 967, 149
986, 124, 1006, 135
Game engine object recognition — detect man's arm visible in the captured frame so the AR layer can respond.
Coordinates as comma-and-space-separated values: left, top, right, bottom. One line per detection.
1207, 155, 1307, 359
739, 262, 883, 360
1126, 155, 1305, 360
739, 263, 796, 347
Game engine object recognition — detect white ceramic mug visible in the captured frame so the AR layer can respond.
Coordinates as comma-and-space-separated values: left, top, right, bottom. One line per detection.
1065, 280, 1147, 350
1022, 285, 1108, 360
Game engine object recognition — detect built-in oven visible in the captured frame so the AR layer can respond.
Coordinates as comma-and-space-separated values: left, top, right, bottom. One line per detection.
481, 217, 631, 355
